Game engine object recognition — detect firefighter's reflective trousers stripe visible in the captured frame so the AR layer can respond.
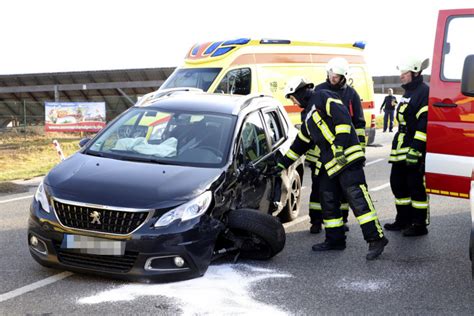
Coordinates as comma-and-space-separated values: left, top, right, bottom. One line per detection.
309, 165, 349, 225
318, 162, 384, 243
390, 162, 429, 226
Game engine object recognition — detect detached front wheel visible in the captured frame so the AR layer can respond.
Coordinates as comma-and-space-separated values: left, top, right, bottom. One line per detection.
278, 171, 301, 222
226, 209, 286, 260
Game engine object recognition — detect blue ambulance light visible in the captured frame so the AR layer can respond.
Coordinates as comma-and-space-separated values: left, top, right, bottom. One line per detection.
222, 38, 250, 46
204, 41, 223, 55
212, 46, 235, 57
191, 44, 200, 56
353, 41, 366, 49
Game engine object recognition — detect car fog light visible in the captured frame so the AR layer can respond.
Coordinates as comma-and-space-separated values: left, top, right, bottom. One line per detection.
174, 256, 185, 268
30, 236, 38, 246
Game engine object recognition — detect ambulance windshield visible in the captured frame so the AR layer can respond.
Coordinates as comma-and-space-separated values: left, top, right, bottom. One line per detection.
161, 68, 221, 92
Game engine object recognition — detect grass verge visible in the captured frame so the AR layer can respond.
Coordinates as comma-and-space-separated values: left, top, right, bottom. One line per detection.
0, 133, 81, 181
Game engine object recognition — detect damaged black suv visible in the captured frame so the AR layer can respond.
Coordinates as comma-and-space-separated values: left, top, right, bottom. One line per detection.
28, 89, 304, 282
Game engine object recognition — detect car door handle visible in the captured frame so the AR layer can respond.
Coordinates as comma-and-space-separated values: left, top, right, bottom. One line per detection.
433, 102, 458, 108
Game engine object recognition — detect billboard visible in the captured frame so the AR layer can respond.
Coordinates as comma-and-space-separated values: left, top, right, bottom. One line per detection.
45, 102, 106, 132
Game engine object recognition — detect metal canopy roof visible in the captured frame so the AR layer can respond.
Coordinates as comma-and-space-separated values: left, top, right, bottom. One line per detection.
0, 67, 175, 127
373, 74, 431, 95
0, 67, 429, 128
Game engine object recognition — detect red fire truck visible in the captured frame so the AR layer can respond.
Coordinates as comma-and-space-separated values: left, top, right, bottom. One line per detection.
425, 9, 474, 271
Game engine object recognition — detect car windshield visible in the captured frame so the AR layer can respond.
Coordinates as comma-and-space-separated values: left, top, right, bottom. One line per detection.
160, 68, 222, 92
86, 108, 235, 167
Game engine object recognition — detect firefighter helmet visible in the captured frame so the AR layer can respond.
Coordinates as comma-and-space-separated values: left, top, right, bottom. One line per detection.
284, 77, 314, 99
326, 57, 350, 77
397, 57, 430, 73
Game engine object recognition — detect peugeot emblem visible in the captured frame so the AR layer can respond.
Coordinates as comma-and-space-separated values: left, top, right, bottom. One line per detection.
90, 211, 101, 225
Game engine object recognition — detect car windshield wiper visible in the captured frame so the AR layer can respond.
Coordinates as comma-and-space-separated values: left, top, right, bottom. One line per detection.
84, 150, 104, 157
118, 155, 177, 165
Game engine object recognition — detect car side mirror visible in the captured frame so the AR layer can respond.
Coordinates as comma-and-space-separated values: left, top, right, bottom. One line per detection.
79, 138, 91, 148
461, 54, 474, 97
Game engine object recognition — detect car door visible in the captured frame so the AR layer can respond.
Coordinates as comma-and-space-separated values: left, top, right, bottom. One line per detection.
426, 9, 474, 199
235, 110, 273, 211
260, 106, 290, 207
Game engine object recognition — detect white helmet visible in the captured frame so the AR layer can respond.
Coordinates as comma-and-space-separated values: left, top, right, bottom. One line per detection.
284, 77, 314, 99
326, 57, 350, 77
397, 57, 430, 74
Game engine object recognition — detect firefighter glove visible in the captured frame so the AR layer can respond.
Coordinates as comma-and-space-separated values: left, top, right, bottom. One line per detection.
406, 148, 422, 165
267, 163, 284, 176
334, 146, 348, 166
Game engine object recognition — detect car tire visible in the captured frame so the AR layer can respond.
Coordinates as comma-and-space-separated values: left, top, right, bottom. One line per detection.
278, 170, 301, 222
226, 208, 286, 260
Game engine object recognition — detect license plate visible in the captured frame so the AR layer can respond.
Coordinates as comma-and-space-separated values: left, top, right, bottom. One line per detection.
63, 234, 125, 256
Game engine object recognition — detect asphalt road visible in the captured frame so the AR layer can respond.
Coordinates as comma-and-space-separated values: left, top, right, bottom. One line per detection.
1, 130, 473, 315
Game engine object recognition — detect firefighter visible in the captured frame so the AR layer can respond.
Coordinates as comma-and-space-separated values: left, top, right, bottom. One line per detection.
286, 77, 324, 234
385, 57, 430, 236
310, 57, 365, 231
289, 77, 346, 234
314, 57, 367, 148
277, 79, 388, 260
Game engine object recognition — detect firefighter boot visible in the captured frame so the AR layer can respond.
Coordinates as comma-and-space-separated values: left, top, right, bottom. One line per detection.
384, 221, 410, 231
402, 224, 428, 237
312, 240, 346, 251
366, 237, 389, 260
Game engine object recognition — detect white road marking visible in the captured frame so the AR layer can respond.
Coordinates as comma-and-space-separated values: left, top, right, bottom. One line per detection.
0, 272, 74, 303
370, 183, 391, 192
0, 195, 33, 204
78, 264, 290, 315
283, 215, 309, 229
366, 158, 385, 166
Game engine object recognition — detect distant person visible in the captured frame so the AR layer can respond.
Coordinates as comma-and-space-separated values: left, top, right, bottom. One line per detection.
380, 88, 397, 132
385, 56, 430, 236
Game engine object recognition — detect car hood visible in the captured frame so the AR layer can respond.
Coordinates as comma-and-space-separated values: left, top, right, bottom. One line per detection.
45, 153, 225, 209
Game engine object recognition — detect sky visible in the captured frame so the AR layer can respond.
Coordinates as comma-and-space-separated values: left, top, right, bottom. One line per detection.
0, 0, 471, 76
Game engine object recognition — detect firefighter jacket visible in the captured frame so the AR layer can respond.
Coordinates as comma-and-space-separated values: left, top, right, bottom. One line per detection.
314, 80, 366, 146
389, 75, 429, 163
299, 96, 321, 172
279, 89, 365, 178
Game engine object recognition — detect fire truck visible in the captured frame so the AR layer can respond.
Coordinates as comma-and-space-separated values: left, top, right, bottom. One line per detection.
425, 9, 474, 272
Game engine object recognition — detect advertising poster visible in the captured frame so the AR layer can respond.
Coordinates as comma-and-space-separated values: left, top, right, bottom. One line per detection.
45, 102, 106, 132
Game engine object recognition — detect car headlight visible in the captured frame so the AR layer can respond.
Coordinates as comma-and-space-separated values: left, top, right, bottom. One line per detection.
34, 180, 50, 213
154, 191, 212, 227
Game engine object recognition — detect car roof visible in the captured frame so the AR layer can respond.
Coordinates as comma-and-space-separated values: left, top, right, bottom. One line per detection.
139, 92, 277, 116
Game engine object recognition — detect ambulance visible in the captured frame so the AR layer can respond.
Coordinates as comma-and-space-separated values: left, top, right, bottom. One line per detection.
159, 38, 377, 144
424, 9, 474, 271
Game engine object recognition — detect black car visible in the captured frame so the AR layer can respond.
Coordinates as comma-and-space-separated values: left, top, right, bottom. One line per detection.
28, 90, 304, 282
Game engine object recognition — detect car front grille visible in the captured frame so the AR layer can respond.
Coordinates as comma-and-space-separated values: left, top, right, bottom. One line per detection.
57, 250, 138, 273
53, 199, 151, 235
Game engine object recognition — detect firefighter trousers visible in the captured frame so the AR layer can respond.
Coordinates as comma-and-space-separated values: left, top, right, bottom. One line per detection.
309, 164, 349, 225
389, 162, 429, 226
319, 162, 385, 244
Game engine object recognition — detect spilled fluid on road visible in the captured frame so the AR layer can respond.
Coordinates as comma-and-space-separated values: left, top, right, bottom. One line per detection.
78, 264, 291, 315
